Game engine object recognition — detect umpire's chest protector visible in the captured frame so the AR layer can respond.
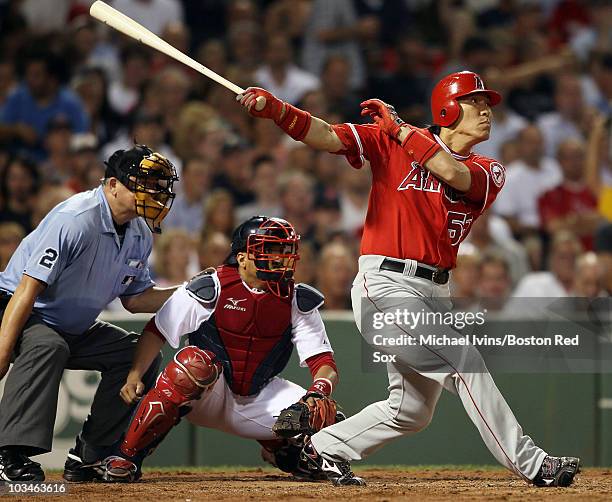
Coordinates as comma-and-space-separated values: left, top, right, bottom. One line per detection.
189, 265, 293, 396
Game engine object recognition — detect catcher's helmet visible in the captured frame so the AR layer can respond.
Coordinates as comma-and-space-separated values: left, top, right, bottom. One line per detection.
431, 71, 501, 127
105, 145, 178, 234
229, 216, 300, 297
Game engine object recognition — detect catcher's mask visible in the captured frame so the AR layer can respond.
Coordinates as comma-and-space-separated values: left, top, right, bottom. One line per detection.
229, 216, 300, 298
105, 145, 178, 234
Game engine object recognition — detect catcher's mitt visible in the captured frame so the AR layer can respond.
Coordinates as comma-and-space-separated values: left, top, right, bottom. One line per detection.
272, 394, 338, 438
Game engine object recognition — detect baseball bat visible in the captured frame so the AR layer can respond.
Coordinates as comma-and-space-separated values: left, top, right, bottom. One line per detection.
89, 1, 265, 108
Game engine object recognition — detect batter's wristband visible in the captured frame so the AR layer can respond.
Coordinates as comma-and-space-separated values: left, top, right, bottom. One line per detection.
400, 128, 442, 165
308, 377, 333, 396
275, 103, 312, 141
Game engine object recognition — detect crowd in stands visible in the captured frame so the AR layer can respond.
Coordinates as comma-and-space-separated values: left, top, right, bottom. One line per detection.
0, 0, 611, 311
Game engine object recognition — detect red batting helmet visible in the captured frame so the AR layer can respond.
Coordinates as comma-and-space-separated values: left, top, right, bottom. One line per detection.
431, 71, 501, 127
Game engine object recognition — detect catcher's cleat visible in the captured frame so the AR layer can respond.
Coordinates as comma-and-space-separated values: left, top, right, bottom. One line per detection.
62, 435, 105, 482
299, 441, 366, 486
533, 456, 581, 487
101, 456, 140, 483
0, 448, 45, 482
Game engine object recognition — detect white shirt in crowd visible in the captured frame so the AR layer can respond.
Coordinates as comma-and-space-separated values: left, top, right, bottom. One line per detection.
112, 0, 184, 35
512, 272, 567, 298
493, 158, 562, 228
536, 112, 583, 158
254, 65, 320, 105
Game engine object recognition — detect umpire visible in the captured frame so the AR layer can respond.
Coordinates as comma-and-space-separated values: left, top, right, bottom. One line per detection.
0, 145, 179, 482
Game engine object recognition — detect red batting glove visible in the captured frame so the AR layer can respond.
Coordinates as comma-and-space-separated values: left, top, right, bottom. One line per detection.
360, 99, 406, 140
237, 87, 284, 122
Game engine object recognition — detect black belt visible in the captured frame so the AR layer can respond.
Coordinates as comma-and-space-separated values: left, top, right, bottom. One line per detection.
380, 258, 450, 285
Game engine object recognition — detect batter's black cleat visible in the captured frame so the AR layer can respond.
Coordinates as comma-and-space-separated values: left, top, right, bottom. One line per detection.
533, 456, 581, 487
299, 441, 366, 486
62, 435, 105, 482
0, 448, 45, 482
101, 456, 140, 483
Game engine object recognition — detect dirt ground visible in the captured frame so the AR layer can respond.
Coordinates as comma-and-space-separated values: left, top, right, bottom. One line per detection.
1, 467, 611, 501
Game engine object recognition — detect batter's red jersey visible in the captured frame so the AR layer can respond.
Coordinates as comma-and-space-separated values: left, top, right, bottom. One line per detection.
332, 123, 506, 269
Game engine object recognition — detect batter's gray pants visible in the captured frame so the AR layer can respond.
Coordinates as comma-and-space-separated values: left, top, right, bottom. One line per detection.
311, 255, 547, 481
0, 307, 161, 457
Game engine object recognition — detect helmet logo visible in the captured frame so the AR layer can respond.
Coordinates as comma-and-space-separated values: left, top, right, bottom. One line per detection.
474, 75, 484, 90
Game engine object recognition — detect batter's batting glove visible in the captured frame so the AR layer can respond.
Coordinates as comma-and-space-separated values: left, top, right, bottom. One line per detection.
360, 99, 406, 140
237, 87, 284, 121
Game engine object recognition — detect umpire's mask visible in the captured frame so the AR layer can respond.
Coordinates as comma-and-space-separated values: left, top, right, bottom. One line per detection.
105, 145, 179, 234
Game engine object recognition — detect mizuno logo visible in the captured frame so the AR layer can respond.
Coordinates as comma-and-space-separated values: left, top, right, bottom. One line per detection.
224, 298, 247, 311
321, 459, 342, 476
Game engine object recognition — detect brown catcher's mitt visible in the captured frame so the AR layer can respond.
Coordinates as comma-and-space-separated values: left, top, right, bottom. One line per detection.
272, 394, 338, 438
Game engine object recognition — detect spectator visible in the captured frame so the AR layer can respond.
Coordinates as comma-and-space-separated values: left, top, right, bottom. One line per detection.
572, 252, 606, 298
493, 125, 562, 237
0, 57, 16, 107
536, 73, 587, 157
0, 49, 89, 160
293, 240, 316, 285
594, 224, 612, 295
172, 102, 223, 163
108, 44, 151, 116
72, 67, 121, 147
65, 133, 103, 193
463, 210, 530, 286
477, 253, 513, 311
65, 17, 120, 80
312, 190, 342, 251
0, 155, 39, 234
254, 34, 320, 104
301, 0, 366, 90
236, 155, 282, 223
112, 0, 184, 36
538, 138, 600, 250
211, 141, 254, 206
39, 116, 73, 186
581, 51, 612, 116
197, 231, 231, 271
153, 67, 192, 136
0, 222, 25, 271
163, 157, 211, 236
279, 170, 316, 242
153, 228, 195, 287
585, 114, 612, 220
450, 245, 481, 306
320, 55, 361, 123
512, 231, 582, 297
201, 189, 235, 239
338, 164, 370, 236
30, 185, 75, 229
315, 242, 356, 310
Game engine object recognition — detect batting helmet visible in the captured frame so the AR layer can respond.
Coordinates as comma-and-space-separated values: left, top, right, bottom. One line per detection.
228, 216, 300, 297
431, 71, 501, 127
105, 145, 178, 234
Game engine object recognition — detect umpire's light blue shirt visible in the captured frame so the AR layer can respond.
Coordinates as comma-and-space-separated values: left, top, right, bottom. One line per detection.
0, 187, 154, 334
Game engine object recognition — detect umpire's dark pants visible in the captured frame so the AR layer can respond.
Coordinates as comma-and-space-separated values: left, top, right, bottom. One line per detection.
0, 304, 161, 457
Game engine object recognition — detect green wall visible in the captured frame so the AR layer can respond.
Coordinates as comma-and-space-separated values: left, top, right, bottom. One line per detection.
96, 318, 612, 467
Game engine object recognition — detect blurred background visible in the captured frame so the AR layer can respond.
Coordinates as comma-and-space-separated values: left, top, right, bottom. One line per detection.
0, 0, 611, 468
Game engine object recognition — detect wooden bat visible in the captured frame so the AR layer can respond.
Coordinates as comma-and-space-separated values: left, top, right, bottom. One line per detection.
89, 1, 264, 108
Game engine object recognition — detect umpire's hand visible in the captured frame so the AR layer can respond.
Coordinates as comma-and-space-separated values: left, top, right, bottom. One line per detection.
120, 373, 145, 405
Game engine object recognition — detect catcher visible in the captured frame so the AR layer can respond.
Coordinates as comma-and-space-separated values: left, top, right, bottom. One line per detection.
102, 216, 356, 484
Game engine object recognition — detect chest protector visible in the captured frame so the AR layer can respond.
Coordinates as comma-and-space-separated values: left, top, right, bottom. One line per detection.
188, 265, 293, 396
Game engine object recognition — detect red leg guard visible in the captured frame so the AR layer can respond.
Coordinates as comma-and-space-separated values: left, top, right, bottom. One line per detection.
120, 346, 221, 458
